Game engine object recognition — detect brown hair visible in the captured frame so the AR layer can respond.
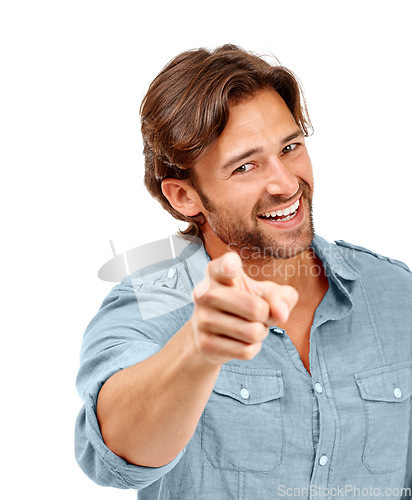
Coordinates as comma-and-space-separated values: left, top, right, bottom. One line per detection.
140, 44, 312, 238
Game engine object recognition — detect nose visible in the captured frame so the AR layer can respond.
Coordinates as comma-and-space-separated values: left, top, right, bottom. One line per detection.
264, 157, 299, 198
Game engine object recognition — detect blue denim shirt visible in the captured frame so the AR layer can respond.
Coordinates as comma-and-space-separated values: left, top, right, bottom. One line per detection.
75, 234, 412, 499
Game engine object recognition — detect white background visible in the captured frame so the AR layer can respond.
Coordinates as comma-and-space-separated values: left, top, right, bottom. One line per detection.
1, 1, 411, 498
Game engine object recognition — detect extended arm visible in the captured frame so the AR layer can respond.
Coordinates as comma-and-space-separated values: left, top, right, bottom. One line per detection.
96, 252, 298, 467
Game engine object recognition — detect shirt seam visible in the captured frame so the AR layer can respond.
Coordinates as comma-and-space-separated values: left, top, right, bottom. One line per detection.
314, 342, 339, 489
335, 241, 411, 274
101, 451, 132, 488
333, 245, 362, 278
358, 278, 387, 366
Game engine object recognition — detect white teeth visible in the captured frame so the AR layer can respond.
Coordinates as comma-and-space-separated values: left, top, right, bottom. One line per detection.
261, 197, 300, 218
282, 212, 297, 221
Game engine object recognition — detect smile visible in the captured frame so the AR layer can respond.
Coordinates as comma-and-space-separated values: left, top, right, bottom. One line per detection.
258, 197, 300, 222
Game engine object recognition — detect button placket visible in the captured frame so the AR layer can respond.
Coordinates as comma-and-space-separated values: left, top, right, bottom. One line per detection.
308, 339, 337, 495
314, 383, 323, 394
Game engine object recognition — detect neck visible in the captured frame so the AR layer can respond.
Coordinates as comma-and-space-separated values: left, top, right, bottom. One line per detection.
241, 250, 325, 294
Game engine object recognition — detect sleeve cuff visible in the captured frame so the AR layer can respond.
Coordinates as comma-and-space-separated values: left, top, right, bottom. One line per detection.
76, 390, 184, 490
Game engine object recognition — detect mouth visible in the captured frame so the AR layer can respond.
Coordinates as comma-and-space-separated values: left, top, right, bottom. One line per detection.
257, 196, 301, 222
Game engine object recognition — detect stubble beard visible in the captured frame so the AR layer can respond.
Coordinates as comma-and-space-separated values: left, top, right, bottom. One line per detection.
195, 179, 315, 262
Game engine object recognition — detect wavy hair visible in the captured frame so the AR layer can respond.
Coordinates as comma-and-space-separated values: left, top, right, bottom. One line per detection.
140, 44, 312, 238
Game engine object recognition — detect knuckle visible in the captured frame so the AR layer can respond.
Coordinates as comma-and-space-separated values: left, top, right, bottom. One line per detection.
240, 342, 262, 360
247, 322, 266, 343
248, 297, 268, 321
197, 288, 216, 307
201, 317, 215, 332
257, 298, 269, 318
195, 310, 214, 332
198, 334, 215, 355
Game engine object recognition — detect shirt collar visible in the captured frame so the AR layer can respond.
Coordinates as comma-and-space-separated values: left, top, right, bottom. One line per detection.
310, 234, 360, 282
182, 233, 360, 286
310, 234, 360, 324
178, 236, 211, 289
182, 233, 359, 327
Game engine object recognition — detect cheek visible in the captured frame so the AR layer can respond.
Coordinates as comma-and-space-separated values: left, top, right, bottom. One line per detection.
295, 153, 314, 186
210, 197, 257, 224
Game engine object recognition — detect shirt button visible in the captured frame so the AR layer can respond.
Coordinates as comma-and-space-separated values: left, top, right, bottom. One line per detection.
167, 268, 176, 278
394, 387, 402, 399
314, 383, 323, 394
240, 388, 250, 399
319, 455, 328, 466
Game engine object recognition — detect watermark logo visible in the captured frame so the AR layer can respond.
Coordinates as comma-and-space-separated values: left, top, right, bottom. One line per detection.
98, 235, 208, 319
98, 235, 203, 282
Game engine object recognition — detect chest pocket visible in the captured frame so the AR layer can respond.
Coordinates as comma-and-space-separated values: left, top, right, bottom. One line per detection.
354, 360, 412, 473
201, 366, 284, 472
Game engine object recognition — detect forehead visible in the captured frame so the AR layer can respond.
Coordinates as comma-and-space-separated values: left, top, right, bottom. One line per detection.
200, 89, 298, 166
222, 89, 296, 143
191, 89, 299, 180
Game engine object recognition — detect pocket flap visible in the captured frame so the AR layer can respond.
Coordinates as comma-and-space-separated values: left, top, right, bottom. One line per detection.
355, 361, 412, 403
213, 366, 284, 405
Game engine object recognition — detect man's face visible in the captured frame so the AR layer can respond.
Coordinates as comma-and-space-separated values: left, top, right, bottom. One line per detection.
190, 88, 315, 261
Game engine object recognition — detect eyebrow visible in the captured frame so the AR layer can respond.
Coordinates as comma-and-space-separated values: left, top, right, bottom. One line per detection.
220, 129, 304, 172
220, 147, 264, 172
282, 129, 304, 145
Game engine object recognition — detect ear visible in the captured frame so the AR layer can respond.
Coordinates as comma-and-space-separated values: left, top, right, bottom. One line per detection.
161, 178, 203, 217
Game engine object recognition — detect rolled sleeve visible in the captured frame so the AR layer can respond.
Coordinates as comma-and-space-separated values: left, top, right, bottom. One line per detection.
74, 284, 185, 490
75, 389, 184, 489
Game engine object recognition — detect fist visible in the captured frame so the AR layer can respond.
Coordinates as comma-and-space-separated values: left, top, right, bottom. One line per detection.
191, 252, 299, 365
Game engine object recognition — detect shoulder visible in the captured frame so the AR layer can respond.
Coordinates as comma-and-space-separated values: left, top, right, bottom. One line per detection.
334, 239, 411, 274
333, 239, 412, 296
113, 240, 209, 322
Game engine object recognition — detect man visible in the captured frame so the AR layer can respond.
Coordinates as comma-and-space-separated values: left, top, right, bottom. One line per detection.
75, 45, 412, 498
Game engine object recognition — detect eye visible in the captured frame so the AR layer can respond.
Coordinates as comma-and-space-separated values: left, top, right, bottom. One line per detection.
233, 163, 255, 174
282, 143, 298, 155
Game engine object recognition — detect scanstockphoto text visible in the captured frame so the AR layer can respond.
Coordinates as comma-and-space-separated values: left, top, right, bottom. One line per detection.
277, 484, 412, 497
